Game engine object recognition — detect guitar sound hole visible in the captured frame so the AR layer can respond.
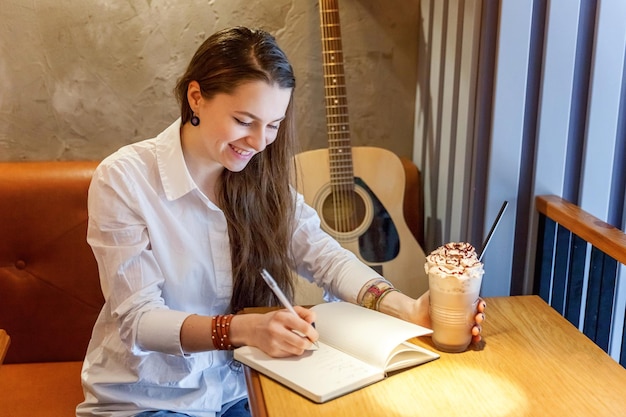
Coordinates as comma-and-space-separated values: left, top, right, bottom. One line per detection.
321, 191, 366, 233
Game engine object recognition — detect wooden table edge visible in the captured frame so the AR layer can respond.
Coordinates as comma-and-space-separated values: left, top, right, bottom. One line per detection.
244, 362, 268, 417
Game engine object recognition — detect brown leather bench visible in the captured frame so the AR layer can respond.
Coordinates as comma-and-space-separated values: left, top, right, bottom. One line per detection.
0, 157, 423, 415
0, 329, 9, 364
0, 161, 102, 416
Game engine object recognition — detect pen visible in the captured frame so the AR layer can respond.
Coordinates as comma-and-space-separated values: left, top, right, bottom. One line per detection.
259, 268, 319, 349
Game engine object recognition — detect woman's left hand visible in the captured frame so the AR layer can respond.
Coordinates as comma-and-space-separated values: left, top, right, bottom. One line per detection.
471, 299, 487, 343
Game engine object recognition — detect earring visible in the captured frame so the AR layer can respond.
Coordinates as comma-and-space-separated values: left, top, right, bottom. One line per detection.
190, 113, 200, 126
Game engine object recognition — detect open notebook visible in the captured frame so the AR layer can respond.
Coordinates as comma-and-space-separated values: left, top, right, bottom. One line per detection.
234, 301, 439, 403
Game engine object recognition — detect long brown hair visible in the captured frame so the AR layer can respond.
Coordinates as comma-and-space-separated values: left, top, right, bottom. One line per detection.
175, 27, 298, 313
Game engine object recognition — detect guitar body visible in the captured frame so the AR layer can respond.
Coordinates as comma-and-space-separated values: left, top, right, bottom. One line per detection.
295, 146, 428, 298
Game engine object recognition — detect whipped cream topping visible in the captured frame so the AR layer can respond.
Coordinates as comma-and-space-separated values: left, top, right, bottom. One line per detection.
425, 242, 484, 280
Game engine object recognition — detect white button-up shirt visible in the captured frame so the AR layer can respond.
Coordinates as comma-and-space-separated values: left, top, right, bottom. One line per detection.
77, 119, 379, 416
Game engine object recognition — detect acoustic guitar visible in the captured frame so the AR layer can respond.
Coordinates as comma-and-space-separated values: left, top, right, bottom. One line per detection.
293, 0, 427, 299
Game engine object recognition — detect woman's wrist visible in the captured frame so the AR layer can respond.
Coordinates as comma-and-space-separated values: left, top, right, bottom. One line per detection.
375, 290, 412, 319
228, 313, 259, 348
376, 290, 430, 328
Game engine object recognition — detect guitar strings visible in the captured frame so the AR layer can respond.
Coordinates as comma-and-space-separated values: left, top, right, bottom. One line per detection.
320, 0, 357, 235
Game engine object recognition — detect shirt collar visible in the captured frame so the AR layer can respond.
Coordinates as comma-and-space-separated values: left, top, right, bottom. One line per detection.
156, 118, 197, 201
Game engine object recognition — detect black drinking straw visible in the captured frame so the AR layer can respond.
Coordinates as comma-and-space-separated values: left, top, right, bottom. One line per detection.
479, 201, 508, 261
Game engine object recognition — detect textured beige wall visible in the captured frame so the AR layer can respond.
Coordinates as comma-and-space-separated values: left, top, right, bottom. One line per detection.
0, 0, 418, 162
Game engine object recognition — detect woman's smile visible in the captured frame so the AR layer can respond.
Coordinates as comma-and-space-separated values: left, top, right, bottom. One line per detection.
229, 143, 253, 158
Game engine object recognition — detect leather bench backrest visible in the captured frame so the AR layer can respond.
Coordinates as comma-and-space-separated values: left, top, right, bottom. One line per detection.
0, 161, 103, 364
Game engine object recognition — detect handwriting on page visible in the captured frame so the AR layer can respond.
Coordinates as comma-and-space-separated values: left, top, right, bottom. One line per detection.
270, 343, 381, 393
303, 343, 380, 386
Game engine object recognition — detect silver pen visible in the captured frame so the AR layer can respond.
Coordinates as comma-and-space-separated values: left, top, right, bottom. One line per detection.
260, 268, 319, 349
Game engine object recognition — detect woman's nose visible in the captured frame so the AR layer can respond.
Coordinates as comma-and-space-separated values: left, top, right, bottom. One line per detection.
246, 128, 267, 152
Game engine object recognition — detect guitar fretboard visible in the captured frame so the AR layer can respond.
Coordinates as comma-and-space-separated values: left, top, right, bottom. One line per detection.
319, 0, 354, 189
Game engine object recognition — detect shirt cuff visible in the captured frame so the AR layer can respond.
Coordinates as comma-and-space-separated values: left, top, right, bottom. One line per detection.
136, 308, 191, 355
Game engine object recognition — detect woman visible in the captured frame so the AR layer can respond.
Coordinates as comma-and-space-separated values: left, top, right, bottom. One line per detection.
77, 26, 485, 417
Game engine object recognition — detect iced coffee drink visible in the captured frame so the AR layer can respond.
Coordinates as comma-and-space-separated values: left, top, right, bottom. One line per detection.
425, 242, 484, 352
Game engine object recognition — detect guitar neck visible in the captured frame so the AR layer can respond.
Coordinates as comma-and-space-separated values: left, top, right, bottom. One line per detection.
319, 0, 354, 189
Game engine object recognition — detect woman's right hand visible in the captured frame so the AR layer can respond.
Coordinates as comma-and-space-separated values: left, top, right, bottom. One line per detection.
230, 306, 319, 357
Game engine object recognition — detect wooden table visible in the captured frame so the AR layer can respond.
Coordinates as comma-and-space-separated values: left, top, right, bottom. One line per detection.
244, 295, 626, 417
0, 329, 10, 365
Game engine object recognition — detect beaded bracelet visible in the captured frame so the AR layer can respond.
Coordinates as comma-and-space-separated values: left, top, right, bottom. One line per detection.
359, 279, 398, 311
211, 314, 234, 350
375, 287, 400, 311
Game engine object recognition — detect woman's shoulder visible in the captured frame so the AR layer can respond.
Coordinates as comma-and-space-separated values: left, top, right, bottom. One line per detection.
96, 138, 158, 179
96, 119, 181, 178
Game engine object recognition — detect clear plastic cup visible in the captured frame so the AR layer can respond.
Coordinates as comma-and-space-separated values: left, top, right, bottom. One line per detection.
428, 273, 482, 352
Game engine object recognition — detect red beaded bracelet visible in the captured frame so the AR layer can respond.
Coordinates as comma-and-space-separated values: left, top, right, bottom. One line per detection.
211, 314, 234, 350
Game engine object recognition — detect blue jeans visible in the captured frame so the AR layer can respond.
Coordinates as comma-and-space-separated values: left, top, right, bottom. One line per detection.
134, 398, 251, 417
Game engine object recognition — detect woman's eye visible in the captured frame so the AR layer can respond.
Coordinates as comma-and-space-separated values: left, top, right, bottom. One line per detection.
234, 117, 279, 130
234, 118, 252, 127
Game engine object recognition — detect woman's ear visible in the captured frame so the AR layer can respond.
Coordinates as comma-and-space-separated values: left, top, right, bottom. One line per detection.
187, 81, 203, 110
